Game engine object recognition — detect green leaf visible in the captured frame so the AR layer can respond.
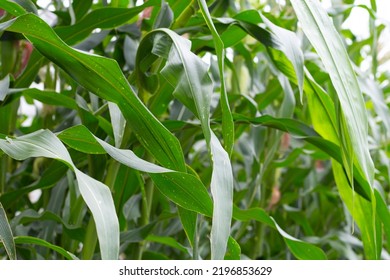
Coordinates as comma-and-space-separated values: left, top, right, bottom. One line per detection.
0, 13, 186, 172
198, 0, 234, 155
14, 236, 78, 260
72, 0, 93, 22
150, 173, 213, 216
146, 235, 188, 253
137, 28, 233, 259
272, 217, 327, 260
153, 0, 174, 29
291, 0, 374, 190
291, 0, 377, 258
7, 88, 78, 109
0, 130, 119, 259
12, 0, 37, 14
225, 237, 241, 260
233, 207, 326, 260
57, 125, 213, 216
375, 189, 390, 252
0, 0, 27, 16
0, 202, 16, 260
55, 0, 159, 46
58, 126, 107, 155
0, 160, 68, 207
333, 162, 381, 259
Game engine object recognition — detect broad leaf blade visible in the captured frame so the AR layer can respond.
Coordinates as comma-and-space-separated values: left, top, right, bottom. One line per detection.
0, 13, 186, 172
58, 125, 214, 216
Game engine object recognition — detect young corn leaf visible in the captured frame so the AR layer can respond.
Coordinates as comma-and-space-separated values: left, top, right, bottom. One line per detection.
0, 130, 119, 260
0, 202, 16, 260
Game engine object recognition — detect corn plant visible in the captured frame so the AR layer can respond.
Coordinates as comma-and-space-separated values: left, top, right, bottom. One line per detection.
0, 0, 389, 260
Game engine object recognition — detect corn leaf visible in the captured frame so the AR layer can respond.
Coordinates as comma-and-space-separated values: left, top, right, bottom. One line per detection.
0, 13, 186, 172
0, 202, 16, 260
0, 130, 119, 259
136, 28, 233, 259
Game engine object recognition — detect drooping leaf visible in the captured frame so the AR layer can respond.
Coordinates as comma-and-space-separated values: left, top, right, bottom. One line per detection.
0, 13, 186, 172
233, 207, 326, 260
57, 125, 214, 216
14, 236, 78, 260
0, 130, 119, 260
137, 28, 233, 260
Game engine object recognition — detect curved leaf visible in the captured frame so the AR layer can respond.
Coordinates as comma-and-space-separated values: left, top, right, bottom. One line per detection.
0, 130, 119, 259
0, 13, 186, 172
233, 207, 326, 260
14, 236, 78, 260
137, 29, 233, 259
58, 125, 213, 216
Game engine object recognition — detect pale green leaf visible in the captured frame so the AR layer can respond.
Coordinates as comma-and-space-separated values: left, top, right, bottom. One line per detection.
0, 130, 119, 259
0, 202, 16, 260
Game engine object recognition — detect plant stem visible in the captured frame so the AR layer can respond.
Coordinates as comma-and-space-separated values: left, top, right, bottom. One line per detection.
134, 175, 154, 260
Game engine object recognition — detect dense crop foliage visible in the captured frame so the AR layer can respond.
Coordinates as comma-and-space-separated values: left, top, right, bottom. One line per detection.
1, 0, 389, 260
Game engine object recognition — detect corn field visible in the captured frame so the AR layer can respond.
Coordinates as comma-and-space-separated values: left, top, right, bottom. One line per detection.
1, 0, 390, 260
